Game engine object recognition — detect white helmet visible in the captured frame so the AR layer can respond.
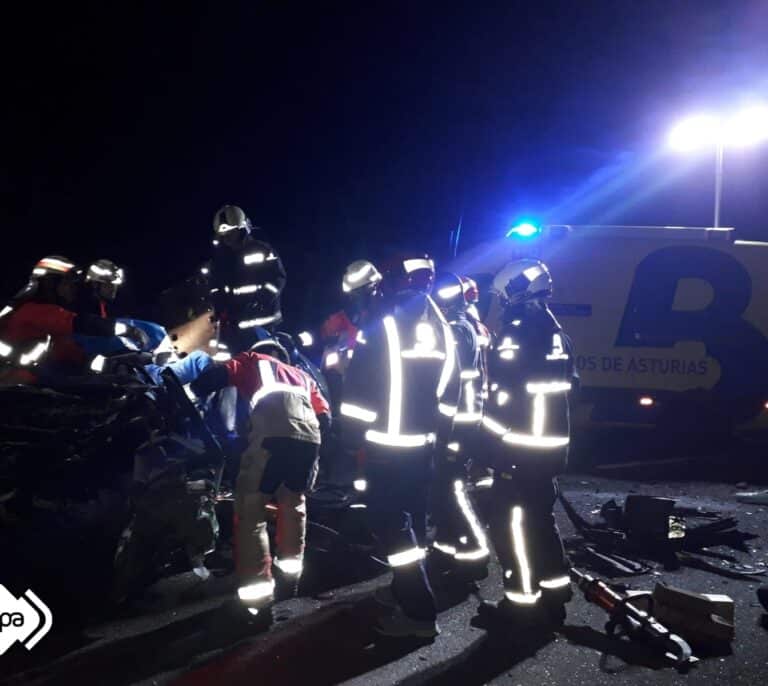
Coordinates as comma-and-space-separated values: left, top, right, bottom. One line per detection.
342, 260, 382, 294
213, 204, 252, 237
493, 259, 553, 305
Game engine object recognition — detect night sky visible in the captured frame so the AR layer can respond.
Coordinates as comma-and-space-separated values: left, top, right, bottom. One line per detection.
2, 1, 767, 328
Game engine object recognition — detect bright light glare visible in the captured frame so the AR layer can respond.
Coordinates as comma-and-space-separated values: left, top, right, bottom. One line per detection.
506, 222, 540, 239
668, 115, 721, 151
639, 396, 654, 407
723, 106, 768, 147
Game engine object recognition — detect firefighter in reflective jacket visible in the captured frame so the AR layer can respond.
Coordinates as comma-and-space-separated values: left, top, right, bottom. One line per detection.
0, 256, 147, 382
209, 205, 287, 353
192, 343, 331, 618
478, 259, 573, 627
429, 272, 489, 582
341, 255, 460, 639
321, 260, 384, 408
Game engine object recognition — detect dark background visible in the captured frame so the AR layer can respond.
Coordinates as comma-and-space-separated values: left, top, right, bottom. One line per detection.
1, 1, 767, 328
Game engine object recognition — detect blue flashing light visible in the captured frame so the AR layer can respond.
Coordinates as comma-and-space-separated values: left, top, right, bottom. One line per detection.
505, 222, 540, 239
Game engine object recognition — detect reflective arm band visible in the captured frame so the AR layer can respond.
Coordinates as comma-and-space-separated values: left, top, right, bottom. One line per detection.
388, 547, 426, 567
460, 369, 480, 379
439, 403, 458, 417
340, 403, 378, 423
364, 430, 435, 448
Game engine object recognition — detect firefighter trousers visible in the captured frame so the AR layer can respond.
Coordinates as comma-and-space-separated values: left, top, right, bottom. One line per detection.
234, 438, 319, 608
366, 449, 437, 622
431, 447, 489, 571
487, 471, 571, 608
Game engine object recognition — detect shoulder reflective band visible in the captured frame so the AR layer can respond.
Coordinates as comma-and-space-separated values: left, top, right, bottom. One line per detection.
539, 575, 571, 590
20, 339, 50, 365
90, 355, 106, 373
274, 557, 303, 576
0, 340, 12, 357
356, 330, 367, 345
403, 258, 434, 273
507, 506, 541, 605
453, 480, 489, 561
298, 331, 313, 347
237, 579, 275, 602
0, 305, 13, 318
340, 403, 378, 423
243, 252, 266, 265
238, 312, 282, 329
324, 351, 340, 367
388, 547, 426, 567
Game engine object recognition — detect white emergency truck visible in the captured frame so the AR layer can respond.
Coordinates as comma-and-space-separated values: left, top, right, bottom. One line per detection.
451, 225, 768, 435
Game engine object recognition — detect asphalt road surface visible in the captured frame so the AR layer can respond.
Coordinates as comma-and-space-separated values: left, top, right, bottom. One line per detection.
2, 465, 768, 686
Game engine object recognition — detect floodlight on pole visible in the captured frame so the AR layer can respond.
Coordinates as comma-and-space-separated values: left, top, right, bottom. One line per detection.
668, 105, 768, 228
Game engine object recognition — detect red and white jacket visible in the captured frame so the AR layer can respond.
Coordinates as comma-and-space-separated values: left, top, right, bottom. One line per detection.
224, 352, 330, 446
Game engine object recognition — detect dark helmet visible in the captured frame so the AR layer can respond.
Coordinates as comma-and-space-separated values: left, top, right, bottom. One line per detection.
250, 338, 290, 364
16, 255, 77, 303
380, 254, 435, 301
85, 258, 124, 302
493, 259, 553, 306
433, 272, 466, 317
213, 204, 252, 245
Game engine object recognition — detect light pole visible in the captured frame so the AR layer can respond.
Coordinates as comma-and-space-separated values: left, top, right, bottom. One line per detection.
668, 106, 768, 228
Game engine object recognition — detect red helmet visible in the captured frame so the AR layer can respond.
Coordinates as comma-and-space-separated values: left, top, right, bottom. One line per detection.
380, 254, 435, 299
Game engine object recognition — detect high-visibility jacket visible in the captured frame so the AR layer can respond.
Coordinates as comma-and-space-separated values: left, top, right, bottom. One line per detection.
341, 294, 460, 451
482, 302, 573, 466
223, 352, 330, 446
0, 301, 90, 369
209, 237, 287, 331
448, 313, 485, 427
